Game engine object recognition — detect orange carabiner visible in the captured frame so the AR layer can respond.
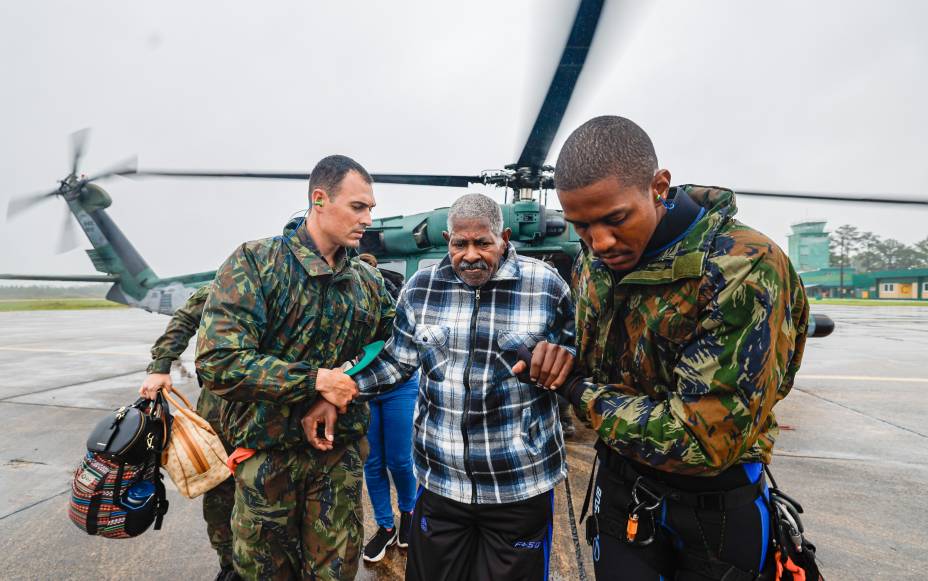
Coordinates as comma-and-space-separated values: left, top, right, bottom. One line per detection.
626, 513, 640, 542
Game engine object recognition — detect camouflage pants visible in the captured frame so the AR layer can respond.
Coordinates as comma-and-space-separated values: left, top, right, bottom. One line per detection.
231, 441, 366, 581
204, 474, 236, 568
198, 388, 235, 569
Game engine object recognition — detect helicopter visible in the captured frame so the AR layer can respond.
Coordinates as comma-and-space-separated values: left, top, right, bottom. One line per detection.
5, 0, 926, 335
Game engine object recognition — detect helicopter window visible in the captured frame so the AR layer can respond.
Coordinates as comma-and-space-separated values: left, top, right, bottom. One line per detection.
378, 260, 406, 276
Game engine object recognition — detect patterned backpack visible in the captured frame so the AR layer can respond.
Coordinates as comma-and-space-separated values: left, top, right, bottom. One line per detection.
69, 395, 171, 538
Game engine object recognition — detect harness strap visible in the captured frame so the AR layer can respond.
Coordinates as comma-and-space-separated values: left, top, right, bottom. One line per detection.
591, 441, 772, 580
596, 442, 765, 511
585, 510, 678, 577
678, 551, 759, 581
563, 476, 589, 581
579, 454, 599, 525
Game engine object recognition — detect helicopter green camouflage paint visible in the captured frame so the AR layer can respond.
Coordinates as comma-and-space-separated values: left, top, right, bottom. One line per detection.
0, 180, 580, 315
358, 198, 580, 280
1, 180, 213, 314
0, 179, 835, 339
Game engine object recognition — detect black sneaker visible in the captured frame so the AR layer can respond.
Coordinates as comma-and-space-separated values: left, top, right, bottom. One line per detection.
398, 511, 414, 548
363, 526, 398, 562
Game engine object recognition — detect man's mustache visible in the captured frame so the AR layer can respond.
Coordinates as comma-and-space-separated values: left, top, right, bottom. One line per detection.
459, 260, 489, 271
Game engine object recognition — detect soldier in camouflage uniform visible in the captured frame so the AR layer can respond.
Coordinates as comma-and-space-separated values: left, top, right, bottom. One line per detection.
550, 117, 809, 580
196, 155, 395, 581
138, 284, 238, 581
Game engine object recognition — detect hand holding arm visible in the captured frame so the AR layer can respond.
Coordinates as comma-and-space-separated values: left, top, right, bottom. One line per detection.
315, 368, 359, 408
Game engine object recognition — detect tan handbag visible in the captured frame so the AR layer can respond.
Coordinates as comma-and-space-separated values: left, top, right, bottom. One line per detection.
160, 389, 230, 499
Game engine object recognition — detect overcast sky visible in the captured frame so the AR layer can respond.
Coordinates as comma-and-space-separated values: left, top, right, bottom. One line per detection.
1, 0, 926, 281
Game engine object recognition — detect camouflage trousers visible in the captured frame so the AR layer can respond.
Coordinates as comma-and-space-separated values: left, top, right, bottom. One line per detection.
198, 388, 235, 569
204, 471, 236, 568
231, 440, 367, 581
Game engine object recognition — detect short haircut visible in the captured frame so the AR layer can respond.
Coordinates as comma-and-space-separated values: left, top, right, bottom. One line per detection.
554, 116, 658, 191
308, 154, 372, 201
447, 193, 503, 235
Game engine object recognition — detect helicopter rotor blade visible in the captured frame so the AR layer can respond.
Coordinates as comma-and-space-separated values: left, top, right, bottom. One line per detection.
70, 128, 90, 176
516, 0, 605, 169
127, 169, 481, 188
371, 174, 479, 187
129, 170, 310, 180
6, 189, 59, 219
56, 206, 80, 254
735, 189, 928, 206
83, 155, 139, 183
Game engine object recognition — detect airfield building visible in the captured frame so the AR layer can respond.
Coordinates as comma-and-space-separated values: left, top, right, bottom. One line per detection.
872, 268, 928, 300
788, 221, 830, 272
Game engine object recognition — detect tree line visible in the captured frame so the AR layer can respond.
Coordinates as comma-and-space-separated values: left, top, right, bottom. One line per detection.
0, 284, 110, 299
829, 225, 928, 271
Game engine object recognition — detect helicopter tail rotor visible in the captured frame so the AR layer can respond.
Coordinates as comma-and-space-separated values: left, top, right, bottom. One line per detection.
6, 131, 136, 221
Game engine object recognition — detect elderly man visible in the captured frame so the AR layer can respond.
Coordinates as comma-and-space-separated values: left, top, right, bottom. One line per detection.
552, 116, 809, 580
196, 155, 395, 580
305, 193, 576, 581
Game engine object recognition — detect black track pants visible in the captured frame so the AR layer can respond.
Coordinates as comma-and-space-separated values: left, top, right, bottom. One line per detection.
406, 487, 555, 581
591, 460, 770, 581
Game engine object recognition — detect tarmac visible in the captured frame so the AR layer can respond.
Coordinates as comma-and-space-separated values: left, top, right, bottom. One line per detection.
0, 304, 926, 580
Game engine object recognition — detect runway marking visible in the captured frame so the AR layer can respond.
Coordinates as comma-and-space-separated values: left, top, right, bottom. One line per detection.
0, 369, 146, 402
793, 387, 927, 440
799, 374, 928, 384
0, 346, 146, 357
0, 400, 111, 412
774, 452, 928, 470
0, 489, 69, 521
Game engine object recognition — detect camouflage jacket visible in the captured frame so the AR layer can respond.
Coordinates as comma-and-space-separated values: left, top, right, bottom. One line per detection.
196, 218, 395, 450
147, 285, 209, 374
146, 284, 228, 423
571, 186, 809, 476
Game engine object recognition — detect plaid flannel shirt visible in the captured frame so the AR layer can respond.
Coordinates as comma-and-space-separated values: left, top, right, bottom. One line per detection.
354, 245, 576, 504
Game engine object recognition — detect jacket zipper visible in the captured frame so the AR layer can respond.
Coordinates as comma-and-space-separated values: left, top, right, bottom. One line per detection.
314, 278, 331, 357
610, 270, 630, 373
462, 287, 480, 504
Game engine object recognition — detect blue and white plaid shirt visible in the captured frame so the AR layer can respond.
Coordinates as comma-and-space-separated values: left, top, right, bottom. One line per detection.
354, 245, 576, 504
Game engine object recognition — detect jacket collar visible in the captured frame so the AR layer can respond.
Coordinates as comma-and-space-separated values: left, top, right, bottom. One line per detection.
283, 217, 351, 278
592, 185, 738, 285
433, 243, 522, 286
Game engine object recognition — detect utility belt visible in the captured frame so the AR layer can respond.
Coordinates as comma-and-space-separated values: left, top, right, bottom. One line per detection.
580, 441, 769, 580
595, 439, 765, 510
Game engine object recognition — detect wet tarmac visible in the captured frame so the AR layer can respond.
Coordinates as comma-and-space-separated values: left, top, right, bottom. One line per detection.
0, 305, 926, 580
